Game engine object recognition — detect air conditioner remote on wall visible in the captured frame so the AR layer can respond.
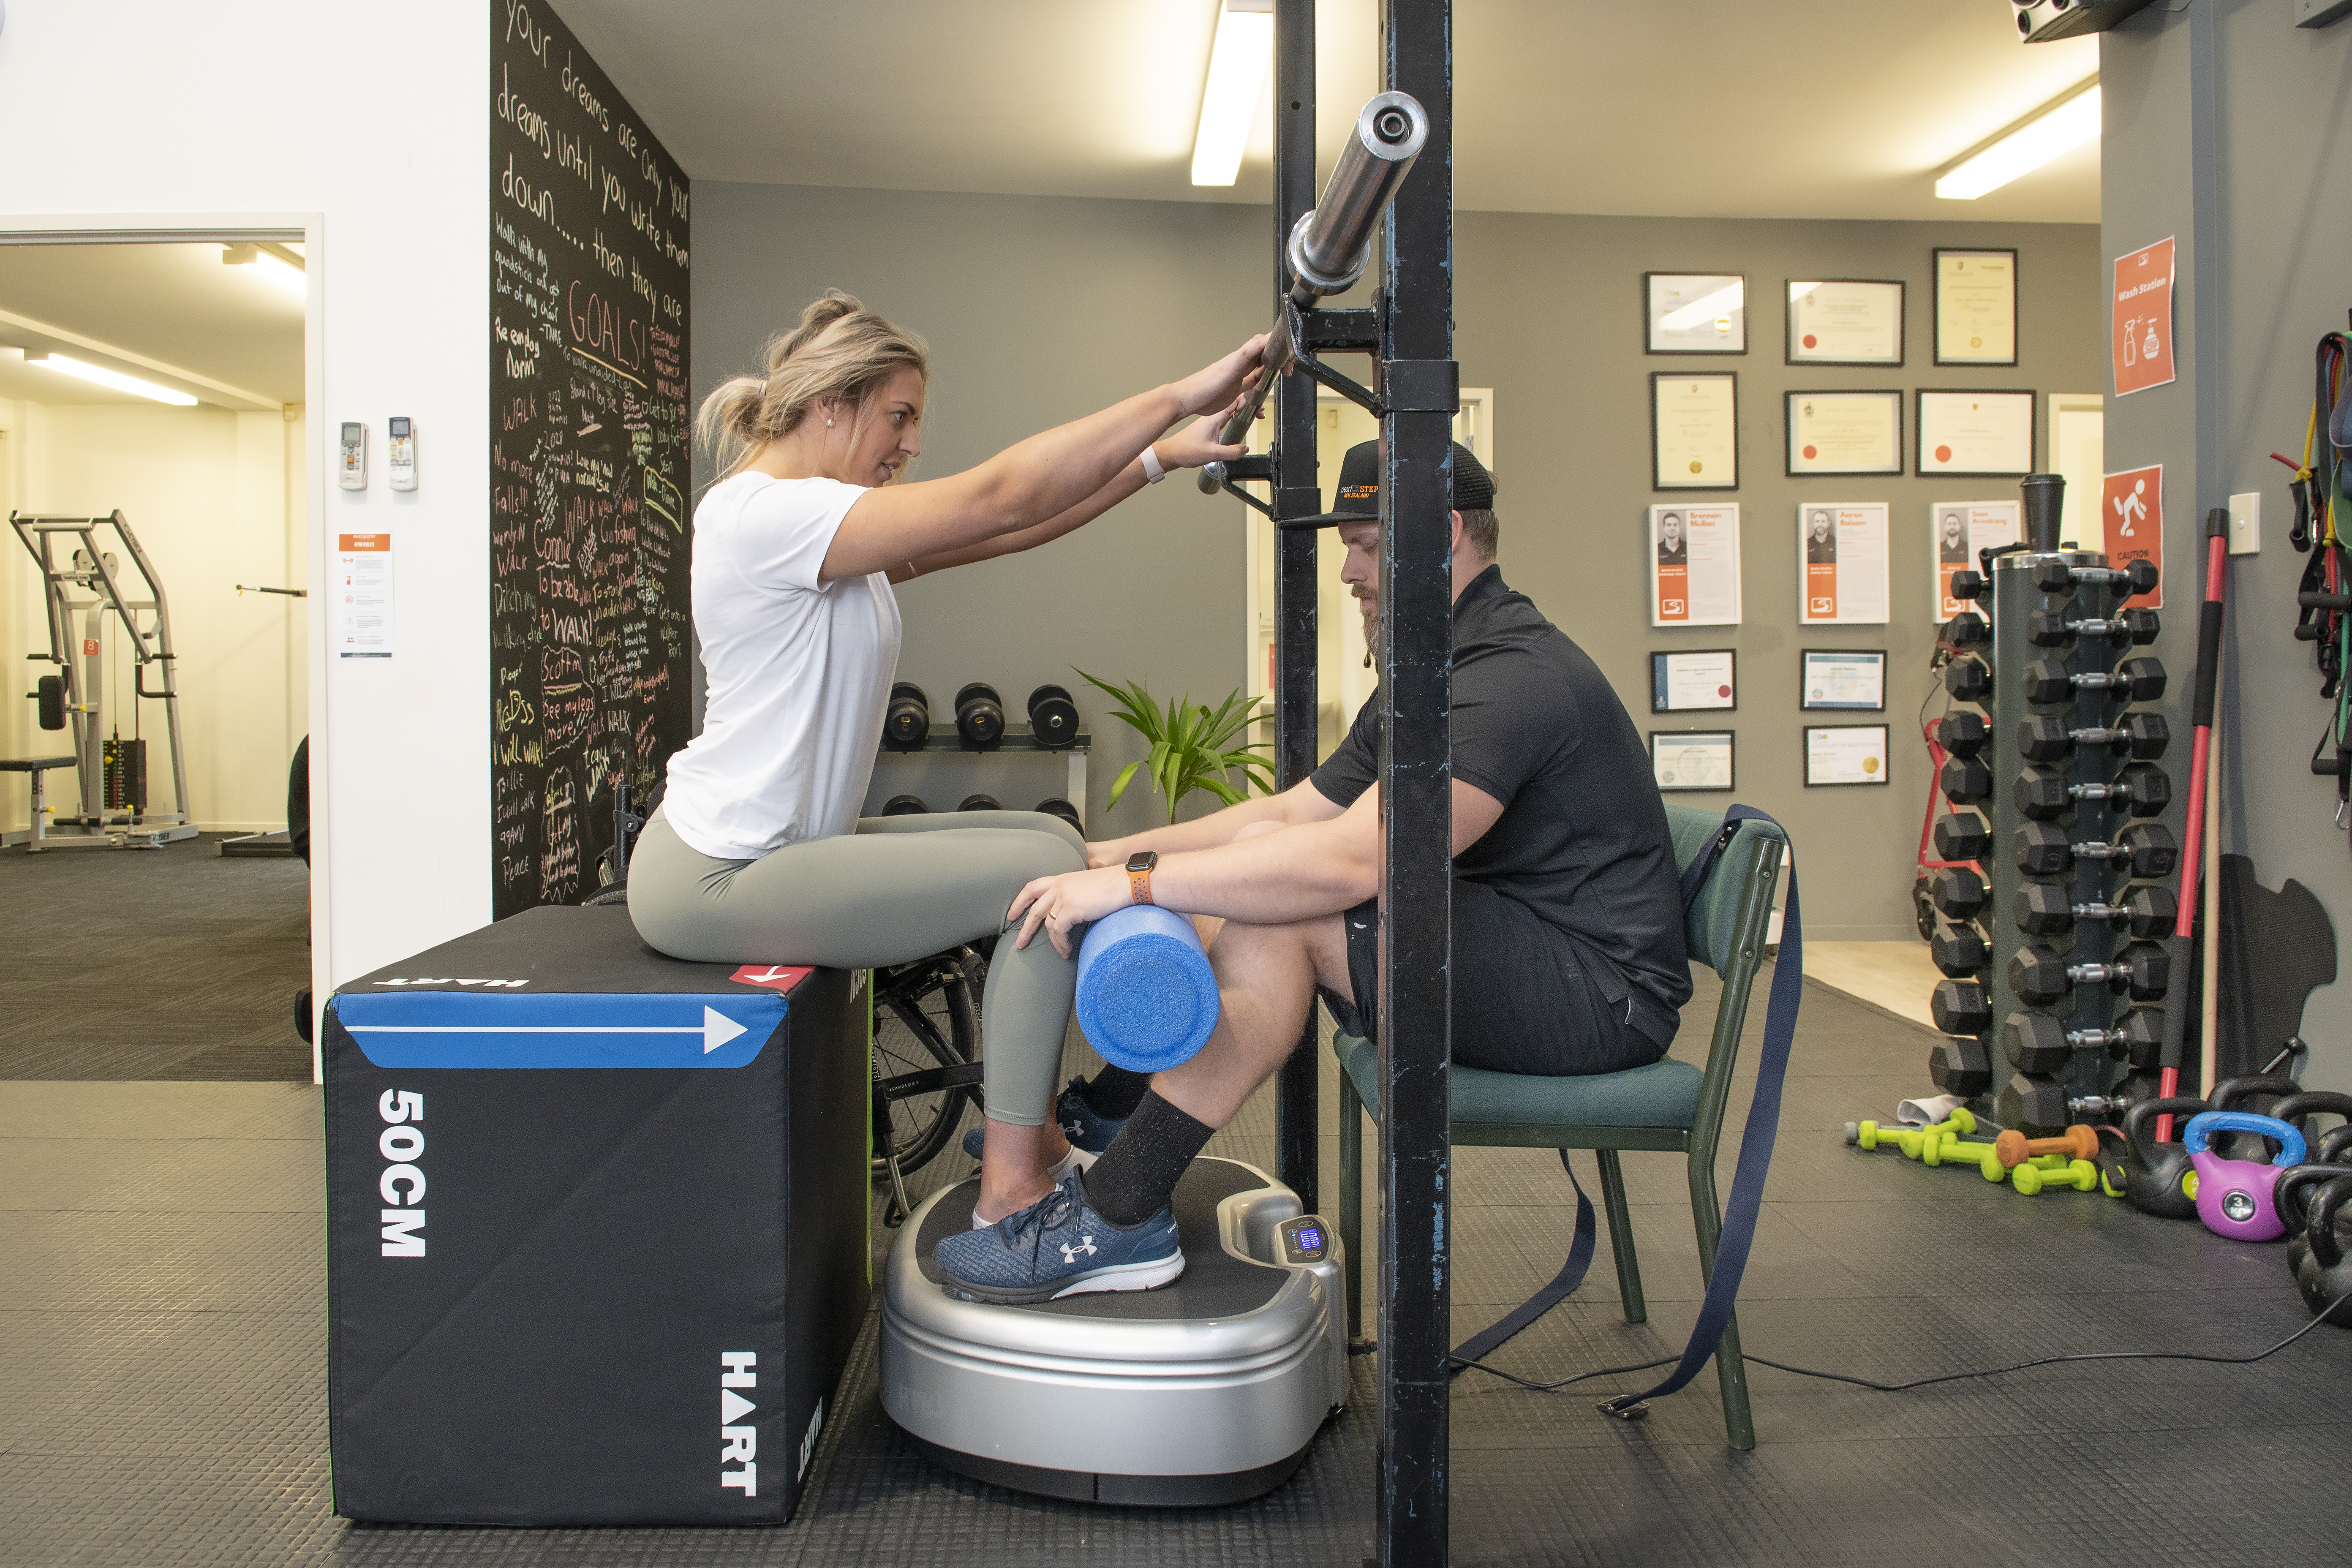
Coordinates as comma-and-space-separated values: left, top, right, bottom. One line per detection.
339, 422, 367, 490
387, 417, 416, 492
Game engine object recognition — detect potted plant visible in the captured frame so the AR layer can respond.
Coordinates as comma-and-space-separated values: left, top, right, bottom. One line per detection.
1076, 670, 1274, 827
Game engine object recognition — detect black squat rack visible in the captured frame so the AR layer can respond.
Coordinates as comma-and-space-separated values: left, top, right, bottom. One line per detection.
1192, 1, 1457, 1559
1925, 474, 2180, 1133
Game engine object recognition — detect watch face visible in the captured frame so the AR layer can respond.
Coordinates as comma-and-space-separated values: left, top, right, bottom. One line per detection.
1127, 851, 1156, 873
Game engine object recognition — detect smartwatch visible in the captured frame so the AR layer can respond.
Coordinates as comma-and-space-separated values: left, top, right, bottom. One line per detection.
1126, 850, 1158, 906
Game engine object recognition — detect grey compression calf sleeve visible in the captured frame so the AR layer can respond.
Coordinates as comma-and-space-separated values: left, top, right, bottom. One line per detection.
628, 806, 1085, 1126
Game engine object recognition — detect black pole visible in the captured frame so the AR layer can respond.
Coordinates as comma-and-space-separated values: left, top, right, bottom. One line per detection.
1376, 2, 1454, 1564
1271, 0, 1322, 1214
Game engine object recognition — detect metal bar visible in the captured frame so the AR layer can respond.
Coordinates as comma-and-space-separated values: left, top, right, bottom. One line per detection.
1375, 1, 1453, 1563
1272, 0, 1321, 1215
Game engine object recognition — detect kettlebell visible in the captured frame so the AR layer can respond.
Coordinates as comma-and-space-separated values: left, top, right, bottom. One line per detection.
2294, 1173, 2352, 1327
2272, 1091, 2352, 1150
2207, 1075, 2303, 1162
2180, 1111, 2307, 1241
2118, 1096, 2208, 1219
2274, 1127, 2352, 1280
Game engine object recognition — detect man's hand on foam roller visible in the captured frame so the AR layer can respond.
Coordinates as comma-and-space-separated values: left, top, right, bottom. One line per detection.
1007, 865, 1133, 957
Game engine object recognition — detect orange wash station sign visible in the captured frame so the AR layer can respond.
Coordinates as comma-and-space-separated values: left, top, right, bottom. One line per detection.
2112, 238, 2176, 397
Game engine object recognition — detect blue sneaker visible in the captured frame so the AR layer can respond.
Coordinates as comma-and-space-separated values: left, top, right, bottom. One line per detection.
959, 1078, 1128, 1162
935, 1172, 1183, 1304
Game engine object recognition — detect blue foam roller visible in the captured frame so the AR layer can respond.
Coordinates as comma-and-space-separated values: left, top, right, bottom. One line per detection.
1073, 904, 1221, 1073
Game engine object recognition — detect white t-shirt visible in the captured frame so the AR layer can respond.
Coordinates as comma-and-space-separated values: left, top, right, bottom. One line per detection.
661, 471, 902, 860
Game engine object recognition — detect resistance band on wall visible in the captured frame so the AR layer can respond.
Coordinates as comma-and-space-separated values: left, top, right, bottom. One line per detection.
2282, 332, 2352, 825
1447, 803, 1802, 1421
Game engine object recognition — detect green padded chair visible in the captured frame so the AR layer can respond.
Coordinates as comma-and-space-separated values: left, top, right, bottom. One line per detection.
1334, 802, 1788, 1449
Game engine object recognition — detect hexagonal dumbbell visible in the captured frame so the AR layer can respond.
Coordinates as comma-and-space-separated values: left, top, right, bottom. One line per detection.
1927, 1034, 1993, 1099
1932, 810, 1991, 863
2012, 882, 2180, 939
2021, 656, 2168, 706
1936, 711, 1991, 756
1930, 922, 1990, 977
1928, 866, 1988, 920
2003, 1008, 2166, 1074
1999, 1073, 2072, 1136
1930, 977, 1993, 1037
2014, 762, 2172, 821
1944, 657, 1990, 702
1943, 611, 1990, 650
2012, 820, 2179, 879
2015, 712, 2171, 763
2024, 607, 2162, 647
1949, 569, 1989, 604
1940, 754, 1994, 805
2008, 940, 2171, 1005
2034, 558, 2161, 597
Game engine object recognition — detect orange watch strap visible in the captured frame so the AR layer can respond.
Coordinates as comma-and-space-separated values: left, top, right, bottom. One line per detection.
1128, 866, 1154, 905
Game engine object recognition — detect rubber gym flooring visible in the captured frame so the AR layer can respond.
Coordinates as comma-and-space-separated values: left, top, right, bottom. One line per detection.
4, 844, 2350, 1565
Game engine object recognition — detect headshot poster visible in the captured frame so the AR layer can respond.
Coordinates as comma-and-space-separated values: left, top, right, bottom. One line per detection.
1795, 503, 1889, 625
1650, 504, 1741, 626
1930, 501, 2021, 621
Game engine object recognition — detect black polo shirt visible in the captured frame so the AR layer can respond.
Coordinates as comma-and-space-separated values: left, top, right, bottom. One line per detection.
1310, 565, 1691, 1045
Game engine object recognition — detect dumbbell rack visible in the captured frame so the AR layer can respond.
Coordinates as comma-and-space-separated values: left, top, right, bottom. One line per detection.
1925, 476, 2176, 1135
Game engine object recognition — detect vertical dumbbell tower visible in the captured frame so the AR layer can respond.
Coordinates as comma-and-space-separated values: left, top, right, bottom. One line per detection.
1925, 474, 2175, 1134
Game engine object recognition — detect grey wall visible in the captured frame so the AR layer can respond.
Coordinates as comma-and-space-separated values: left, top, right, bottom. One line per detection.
2102, 6, 2352, 1094
692, 182, 2102, 932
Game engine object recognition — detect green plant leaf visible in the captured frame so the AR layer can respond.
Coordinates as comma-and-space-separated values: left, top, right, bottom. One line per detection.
1106, 759, 1143, 811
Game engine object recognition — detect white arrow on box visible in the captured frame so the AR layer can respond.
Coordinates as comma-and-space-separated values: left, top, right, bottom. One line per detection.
346, 1004, 749, 1054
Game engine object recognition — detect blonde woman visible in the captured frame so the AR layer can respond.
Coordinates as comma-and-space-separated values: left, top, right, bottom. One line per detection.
629, 291, 1262, 1286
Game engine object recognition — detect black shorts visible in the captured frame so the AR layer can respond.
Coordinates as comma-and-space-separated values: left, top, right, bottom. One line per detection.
1326, 881, 1675, 1076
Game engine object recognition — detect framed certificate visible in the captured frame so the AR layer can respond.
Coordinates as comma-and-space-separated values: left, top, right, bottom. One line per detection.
1650, 730, 1735, 792
1649, 504, 1742, 626
1787, 279, 1904, 365
1786, 390, 1902, 476
1646, 273, 1747, 354
1934, 248, 2018, 366
1930, 501, 2021, 620
1917, 390, 2035, 477
1795, 503, 1890, 624
1652, 373, 1739, 490
1804, 724, 1892, 787
1799, 649, 1887, 711
1651, 649, 1737, 713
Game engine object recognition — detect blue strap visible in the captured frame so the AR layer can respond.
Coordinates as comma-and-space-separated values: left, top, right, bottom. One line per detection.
1450, 804, 1801, 1421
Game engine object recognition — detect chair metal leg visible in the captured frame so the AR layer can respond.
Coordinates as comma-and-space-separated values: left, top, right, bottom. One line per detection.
1592, 1148, 1645, 1324
1338, 1070, 1363, 1340
1688, 1154, 1756, 1450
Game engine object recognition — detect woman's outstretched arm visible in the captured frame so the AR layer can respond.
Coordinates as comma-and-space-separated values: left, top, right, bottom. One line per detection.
887, 403, 1252, 584
824, 336, 1263, 583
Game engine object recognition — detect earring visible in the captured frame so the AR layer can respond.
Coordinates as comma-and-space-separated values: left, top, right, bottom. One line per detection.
826, 417, 834, 427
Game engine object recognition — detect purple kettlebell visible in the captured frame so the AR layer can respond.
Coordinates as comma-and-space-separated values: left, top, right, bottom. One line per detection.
2181, 1111, 2308, 1242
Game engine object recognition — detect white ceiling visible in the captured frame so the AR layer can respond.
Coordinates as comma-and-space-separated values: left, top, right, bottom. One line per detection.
554, 0, 2102, 224
0, 242, 306, 412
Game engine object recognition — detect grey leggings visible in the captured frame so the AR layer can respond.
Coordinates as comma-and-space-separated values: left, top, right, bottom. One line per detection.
627, 807, 1086, 1126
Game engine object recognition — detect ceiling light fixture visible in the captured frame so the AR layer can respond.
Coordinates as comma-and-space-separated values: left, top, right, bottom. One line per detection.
1936, 82, 2101, 201
1660, 280, 1745, 334
222, 241, 307, 298
32, 353, 199, 406
1190, 0, 1273, 187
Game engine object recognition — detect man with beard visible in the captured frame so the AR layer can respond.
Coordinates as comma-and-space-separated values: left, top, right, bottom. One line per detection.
938, 439, 1689, 1304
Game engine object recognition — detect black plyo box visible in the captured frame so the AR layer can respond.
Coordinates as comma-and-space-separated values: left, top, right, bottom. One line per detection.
323, 905, 868, 1525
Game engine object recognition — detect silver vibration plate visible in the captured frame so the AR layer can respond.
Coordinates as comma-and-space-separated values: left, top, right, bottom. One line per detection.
881, 1159, 1346, 1505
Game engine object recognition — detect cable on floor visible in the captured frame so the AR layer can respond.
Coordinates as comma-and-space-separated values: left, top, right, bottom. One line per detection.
1445, 1285, 2352, 1396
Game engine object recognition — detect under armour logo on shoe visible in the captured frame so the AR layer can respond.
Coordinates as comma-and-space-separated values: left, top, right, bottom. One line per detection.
1060, 1236, 1098, 1263
1062, 1119, 1084, 1141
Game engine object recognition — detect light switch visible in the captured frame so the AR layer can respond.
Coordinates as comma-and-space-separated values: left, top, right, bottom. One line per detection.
2229, 491, 2261, 555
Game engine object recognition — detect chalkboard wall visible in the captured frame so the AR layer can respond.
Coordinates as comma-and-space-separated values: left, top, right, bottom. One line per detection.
490, 2, 691, 917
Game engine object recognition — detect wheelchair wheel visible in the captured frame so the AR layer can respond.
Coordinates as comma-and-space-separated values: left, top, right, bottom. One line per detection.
871, 949, 981, 1182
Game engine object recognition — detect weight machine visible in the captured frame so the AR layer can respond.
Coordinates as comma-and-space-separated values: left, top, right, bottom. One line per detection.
8, 510, 195, 850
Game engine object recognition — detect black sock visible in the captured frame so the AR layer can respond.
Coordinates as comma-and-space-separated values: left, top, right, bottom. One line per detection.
1080, 1064, 1154, 1120
1081, 1092, 1212, 1227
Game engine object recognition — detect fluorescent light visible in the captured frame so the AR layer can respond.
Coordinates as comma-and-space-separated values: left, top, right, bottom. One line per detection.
1190, 0, 1272, 187
1936, 84, 2102, 200
33, 354, 198, 406
222, 241, 306, 298
1660, 280, 1745, 334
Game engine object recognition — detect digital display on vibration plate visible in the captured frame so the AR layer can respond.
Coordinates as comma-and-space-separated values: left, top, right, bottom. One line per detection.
1296, 1226, 1323, 1253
